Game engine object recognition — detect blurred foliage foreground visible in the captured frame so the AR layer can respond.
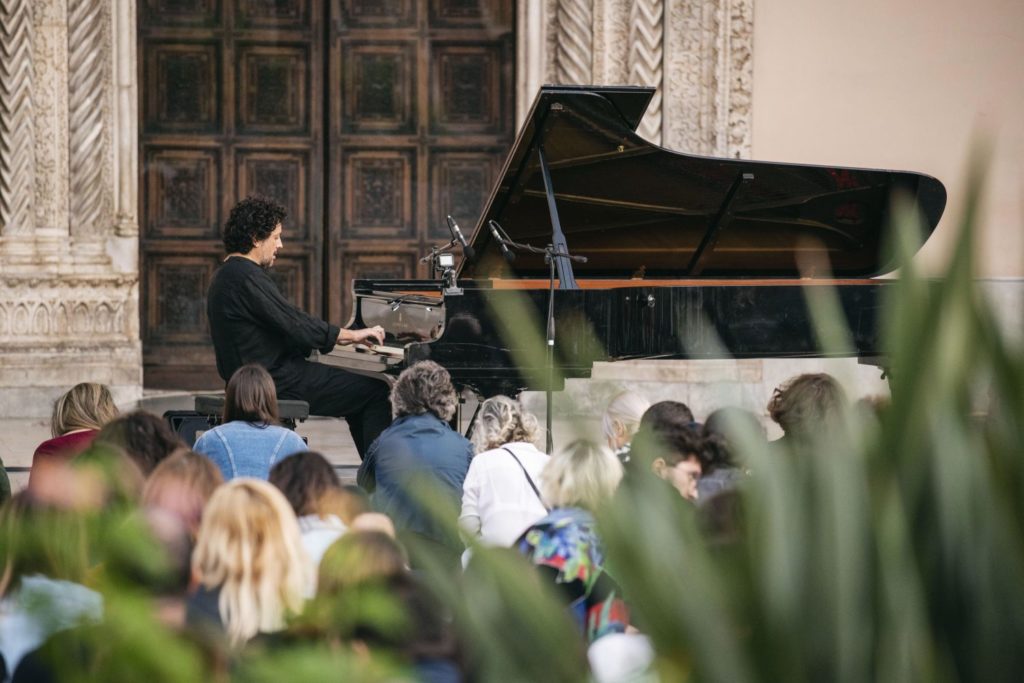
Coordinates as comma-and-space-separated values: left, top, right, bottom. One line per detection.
2, 162, 1024, 683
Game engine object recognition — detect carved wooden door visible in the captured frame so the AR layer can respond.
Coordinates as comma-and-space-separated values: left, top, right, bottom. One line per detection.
139, 0, 513, 388
325, 0, 515, 322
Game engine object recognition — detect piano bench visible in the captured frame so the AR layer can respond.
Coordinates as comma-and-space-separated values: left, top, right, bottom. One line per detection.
193, 394, 309, 431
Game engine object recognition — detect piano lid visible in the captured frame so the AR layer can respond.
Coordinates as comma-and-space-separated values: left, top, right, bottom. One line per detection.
460, 85, 946, 280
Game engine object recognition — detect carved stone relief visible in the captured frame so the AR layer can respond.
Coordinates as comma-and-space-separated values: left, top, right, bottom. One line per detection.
0, 0, 140, 416
517, 0, 753, 158
68, 0, 114, 237
0, 0, 36, 235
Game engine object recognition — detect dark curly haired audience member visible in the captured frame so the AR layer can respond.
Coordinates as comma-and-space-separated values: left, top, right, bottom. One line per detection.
697, 407, 763, 501
269, 451, 354, 573
206, 195, 391, 459
357, 361, 473, 570
93, 410, 183, 476
767, 372, 848, 451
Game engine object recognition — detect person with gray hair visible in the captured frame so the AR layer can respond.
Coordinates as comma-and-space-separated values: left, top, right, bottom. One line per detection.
460, 396, 550, 557
357, 361, 473, 568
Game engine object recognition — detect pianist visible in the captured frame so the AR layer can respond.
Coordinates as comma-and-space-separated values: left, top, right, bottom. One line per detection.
206, 195, 392, 459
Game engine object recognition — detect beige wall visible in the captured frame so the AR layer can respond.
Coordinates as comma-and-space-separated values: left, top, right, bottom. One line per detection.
752, 0, 1024, 276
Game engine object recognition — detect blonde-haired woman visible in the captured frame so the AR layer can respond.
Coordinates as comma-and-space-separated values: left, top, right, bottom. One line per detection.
187, 478, 311, 647
460, 396, 549, 558
30, 383, 120, 486
601, 391, 650, 452
516, 440, 627, 643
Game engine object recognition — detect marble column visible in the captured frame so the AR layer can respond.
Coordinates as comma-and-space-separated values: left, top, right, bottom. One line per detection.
0, 0, 140, 417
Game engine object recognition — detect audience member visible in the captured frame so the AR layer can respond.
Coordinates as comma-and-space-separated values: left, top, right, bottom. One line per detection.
269, 451, 348, 570
767, 372, 848, 451
0, 493, 103, 676
141, 448, 224, 540
357, 361, 473, 569
187, 479, 311, 647
335, 484, 372, 525
460, 396, 549, 559
193, 364, 306, 480
30, 383, 119, 488
517, 440, 627, 643
601, 391, 650, 453
698, 407, 762, 500
350, 512, 397, 538
618, 399, 696, 467
93, 410, 183, 476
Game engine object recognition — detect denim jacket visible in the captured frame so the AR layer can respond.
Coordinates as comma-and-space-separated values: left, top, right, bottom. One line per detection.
194, 421, 306, 480
357, 412, 473, 549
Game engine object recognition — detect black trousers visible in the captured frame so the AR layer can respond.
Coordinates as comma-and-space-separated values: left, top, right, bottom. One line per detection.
275, 361, 392, 460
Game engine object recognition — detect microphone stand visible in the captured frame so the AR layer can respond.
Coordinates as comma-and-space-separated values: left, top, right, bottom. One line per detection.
489, 224, 587, 454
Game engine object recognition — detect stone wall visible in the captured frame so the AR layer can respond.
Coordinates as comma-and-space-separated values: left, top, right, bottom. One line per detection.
0, 0, 140, 417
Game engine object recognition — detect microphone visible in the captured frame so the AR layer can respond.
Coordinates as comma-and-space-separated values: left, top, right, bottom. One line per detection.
488, 220, 516, 264
446, 215, 475, 262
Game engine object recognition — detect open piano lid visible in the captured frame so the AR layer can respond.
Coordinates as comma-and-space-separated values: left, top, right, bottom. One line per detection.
460, 85, 946, 280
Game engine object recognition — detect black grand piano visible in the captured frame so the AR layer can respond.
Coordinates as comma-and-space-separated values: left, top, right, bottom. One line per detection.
321, 85, 946, 399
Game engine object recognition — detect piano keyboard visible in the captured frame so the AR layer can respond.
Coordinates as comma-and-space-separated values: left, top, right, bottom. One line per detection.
314, 343, 405, 374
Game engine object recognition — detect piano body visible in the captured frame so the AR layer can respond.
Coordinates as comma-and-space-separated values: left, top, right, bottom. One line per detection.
322, 85, 946, 398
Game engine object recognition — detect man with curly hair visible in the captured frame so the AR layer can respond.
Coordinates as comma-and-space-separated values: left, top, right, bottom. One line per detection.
357, 360, 473, 568
207, 195, 391, 459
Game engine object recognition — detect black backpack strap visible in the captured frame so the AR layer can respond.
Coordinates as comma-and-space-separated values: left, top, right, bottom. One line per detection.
501, 446, 548, 511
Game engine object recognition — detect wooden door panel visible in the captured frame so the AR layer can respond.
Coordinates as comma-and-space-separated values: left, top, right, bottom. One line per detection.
140, 0, 323, 389
327, 0, 514, 325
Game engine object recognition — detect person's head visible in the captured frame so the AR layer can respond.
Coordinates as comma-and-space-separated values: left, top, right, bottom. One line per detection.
390, 360, 457, 421
767, 373, 848, 440
49, 378, 119, 438
540, 440, 623, 512
470, 395, 541, 453
268, 451, 341, 518
639, 400, 695, 433
192, 479, 309, 645
317, 531, 408, 599
93, 411, 182, 476
648, 425, 704, 502
222, 195, 286, 267
50, 382, 119, 438
142, 448, 224, 539
350, 512, 397, 538
601, 391, 650, 450
224, 364, 279, 425
702, 407, 765, 472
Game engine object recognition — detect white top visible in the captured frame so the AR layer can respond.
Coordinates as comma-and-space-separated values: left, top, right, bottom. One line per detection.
297, 514, 347, 597
0, 575, 103, 681
459, 442, 550, 549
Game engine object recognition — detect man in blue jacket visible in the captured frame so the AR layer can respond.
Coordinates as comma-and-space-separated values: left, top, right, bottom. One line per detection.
358, 361, 473, 568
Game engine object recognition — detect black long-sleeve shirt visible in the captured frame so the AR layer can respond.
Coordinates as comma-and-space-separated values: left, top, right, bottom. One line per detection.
207, 257, 340, 385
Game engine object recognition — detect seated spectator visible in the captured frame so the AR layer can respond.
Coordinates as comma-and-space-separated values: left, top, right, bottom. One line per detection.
187, 479, 311, 648
601, 391, 650, 454
617, 399, 695, 466
142, 448, 224, 540
460, 396, 549, 556
30, 383, 119, 487
517, 440, 627, 643
767, 372, 848, 452
193, 365, 306, 481
269, 451, 349, 570
93, 410, 183, 476
0, 493, 103, 676
310, 533, 460, 682
697, 407, 763, 501
350, 512, 397, 538
626, 401, 705, 502
357, 361, 473, 569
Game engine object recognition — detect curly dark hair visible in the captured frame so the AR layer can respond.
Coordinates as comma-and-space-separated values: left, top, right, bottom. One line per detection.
222, 195, 286, 254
